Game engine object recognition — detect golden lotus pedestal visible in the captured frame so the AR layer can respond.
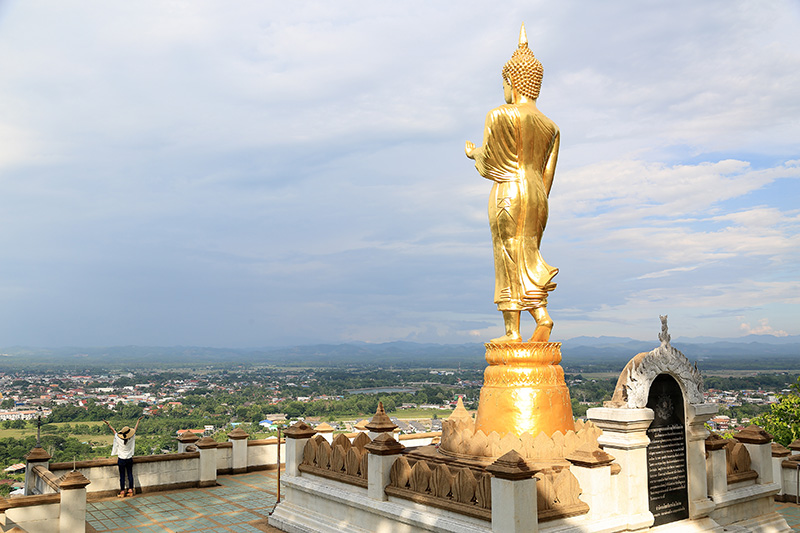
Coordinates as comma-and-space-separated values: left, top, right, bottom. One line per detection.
474, 341, 574, 438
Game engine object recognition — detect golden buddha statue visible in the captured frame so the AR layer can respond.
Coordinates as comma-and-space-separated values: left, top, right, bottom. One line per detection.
466, 24, 559, 344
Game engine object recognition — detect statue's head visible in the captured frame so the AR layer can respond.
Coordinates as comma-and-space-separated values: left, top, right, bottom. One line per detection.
502, 24, 543, 101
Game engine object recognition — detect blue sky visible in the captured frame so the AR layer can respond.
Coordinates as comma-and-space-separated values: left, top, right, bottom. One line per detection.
0, 1, 798, 347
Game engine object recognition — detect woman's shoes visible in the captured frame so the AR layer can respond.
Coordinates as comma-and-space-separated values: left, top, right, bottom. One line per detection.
126, 489, 135, 497
117, 491, 126, 498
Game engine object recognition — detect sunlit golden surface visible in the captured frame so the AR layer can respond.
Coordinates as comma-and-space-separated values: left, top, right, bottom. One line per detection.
465, 24, 560, 343
465, 26, 572, 442
474, 342, 574, 438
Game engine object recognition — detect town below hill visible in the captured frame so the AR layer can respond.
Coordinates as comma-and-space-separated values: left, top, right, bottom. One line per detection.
0, 358, 797, 479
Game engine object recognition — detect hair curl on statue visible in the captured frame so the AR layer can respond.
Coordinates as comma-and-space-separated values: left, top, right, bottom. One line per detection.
502, 25, 543, 101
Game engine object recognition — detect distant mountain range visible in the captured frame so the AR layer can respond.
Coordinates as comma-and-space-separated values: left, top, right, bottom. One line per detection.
559, 335, 800, 370
568, 334, 800, 346
674, 334, 800, 345
1, 334, 799, 371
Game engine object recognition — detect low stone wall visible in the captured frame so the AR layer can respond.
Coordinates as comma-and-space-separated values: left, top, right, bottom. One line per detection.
216, 442, 233, 473
248, 437, 283, 470
50, 452, 201, 498
397, 432, 440, 448
776, 453, 800, 502
44, 436, 288, 497
3, 469, 92, 533
30, 465, 61, 496
35, 433, 413, 500
4, 494, 61, 533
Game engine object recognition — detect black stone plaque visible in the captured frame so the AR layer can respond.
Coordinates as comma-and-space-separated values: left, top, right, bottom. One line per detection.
646, 374, 689, 527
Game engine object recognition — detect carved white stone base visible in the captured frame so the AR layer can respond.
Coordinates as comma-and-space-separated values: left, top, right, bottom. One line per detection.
715, 512, 792, 533
648, 517, 724, 532
709, 482, 782, 527
270, 474, 490, 533
270, 469, 789, 533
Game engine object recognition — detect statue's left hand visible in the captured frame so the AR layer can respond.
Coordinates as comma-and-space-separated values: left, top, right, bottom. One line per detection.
465, 140, 476, 159
464, 141, 475, 159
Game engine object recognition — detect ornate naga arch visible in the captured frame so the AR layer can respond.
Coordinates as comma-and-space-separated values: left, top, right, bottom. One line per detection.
607, 316, 704, 409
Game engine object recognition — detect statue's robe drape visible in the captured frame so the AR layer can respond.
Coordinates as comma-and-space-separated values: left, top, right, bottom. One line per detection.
472, 103, 560, 311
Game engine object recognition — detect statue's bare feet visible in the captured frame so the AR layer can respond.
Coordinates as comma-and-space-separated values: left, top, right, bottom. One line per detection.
490, 332, 522, 344
529, 324, 552, 342
529, 307, 553, 342
492, 310, 522, 343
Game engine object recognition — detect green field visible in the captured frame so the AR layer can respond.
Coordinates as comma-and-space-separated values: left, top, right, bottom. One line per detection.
392, 407, 455, 419
0, 421, 113, 445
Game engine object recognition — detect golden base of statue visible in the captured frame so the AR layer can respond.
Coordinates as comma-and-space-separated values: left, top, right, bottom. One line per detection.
474, 341, 574, 439
436, 344, 588, 462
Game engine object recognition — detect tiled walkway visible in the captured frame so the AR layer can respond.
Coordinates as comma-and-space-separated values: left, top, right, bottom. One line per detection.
86, 471, 282, 533
85, 470, 800, 532
777, 501, 800, 530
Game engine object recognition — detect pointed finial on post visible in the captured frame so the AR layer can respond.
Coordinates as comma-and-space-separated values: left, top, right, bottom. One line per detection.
519, 23, 528, 48
658, 315, 671, 347
36, 407, 42, 447
365, 401, 397, 434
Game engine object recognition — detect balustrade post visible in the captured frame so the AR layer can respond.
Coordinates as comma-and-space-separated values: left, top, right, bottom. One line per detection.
364, 433, 404, 501
59, 470, 91, 533
283, 421, 317, 477
24, 446, 51, 496
705, 433, 728, 501
772, 442, 791, 499
734, 425, 774, 484
486, 450, 538, 533
587, 407, 655, 530
177, 431, 200, 453
566, 443, 615, 520
686, 403, 717, 518
228, 426, 249, 474
196, 437, 218, 487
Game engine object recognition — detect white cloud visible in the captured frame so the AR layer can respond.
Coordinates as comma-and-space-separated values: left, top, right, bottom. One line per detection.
550, 159, 800, 269
0, 1, 798, 345
637, 266, 699, 280
739, 318, 789, 337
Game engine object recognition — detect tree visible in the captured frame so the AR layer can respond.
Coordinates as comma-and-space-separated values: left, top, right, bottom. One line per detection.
118, 403, 144, 420
283, 402, 304, 419
753, 379, 800, 446
247, 405, 263, 424
571, 397, 589, 418
113, 376, 135, 388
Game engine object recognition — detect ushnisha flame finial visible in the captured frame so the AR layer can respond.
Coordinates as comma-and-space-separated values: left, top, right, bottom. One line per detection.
519, 23, 528, 47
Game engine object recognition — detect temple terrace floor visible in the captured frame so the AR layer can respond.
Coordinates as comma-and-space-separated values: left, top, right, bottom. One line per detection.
82, 468, 800, 532
85, 470, 284, 533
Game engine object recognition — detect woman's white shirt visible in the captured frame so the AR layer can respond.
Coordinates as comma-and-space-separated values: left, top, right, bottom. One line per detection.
112, 435, 136, 459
